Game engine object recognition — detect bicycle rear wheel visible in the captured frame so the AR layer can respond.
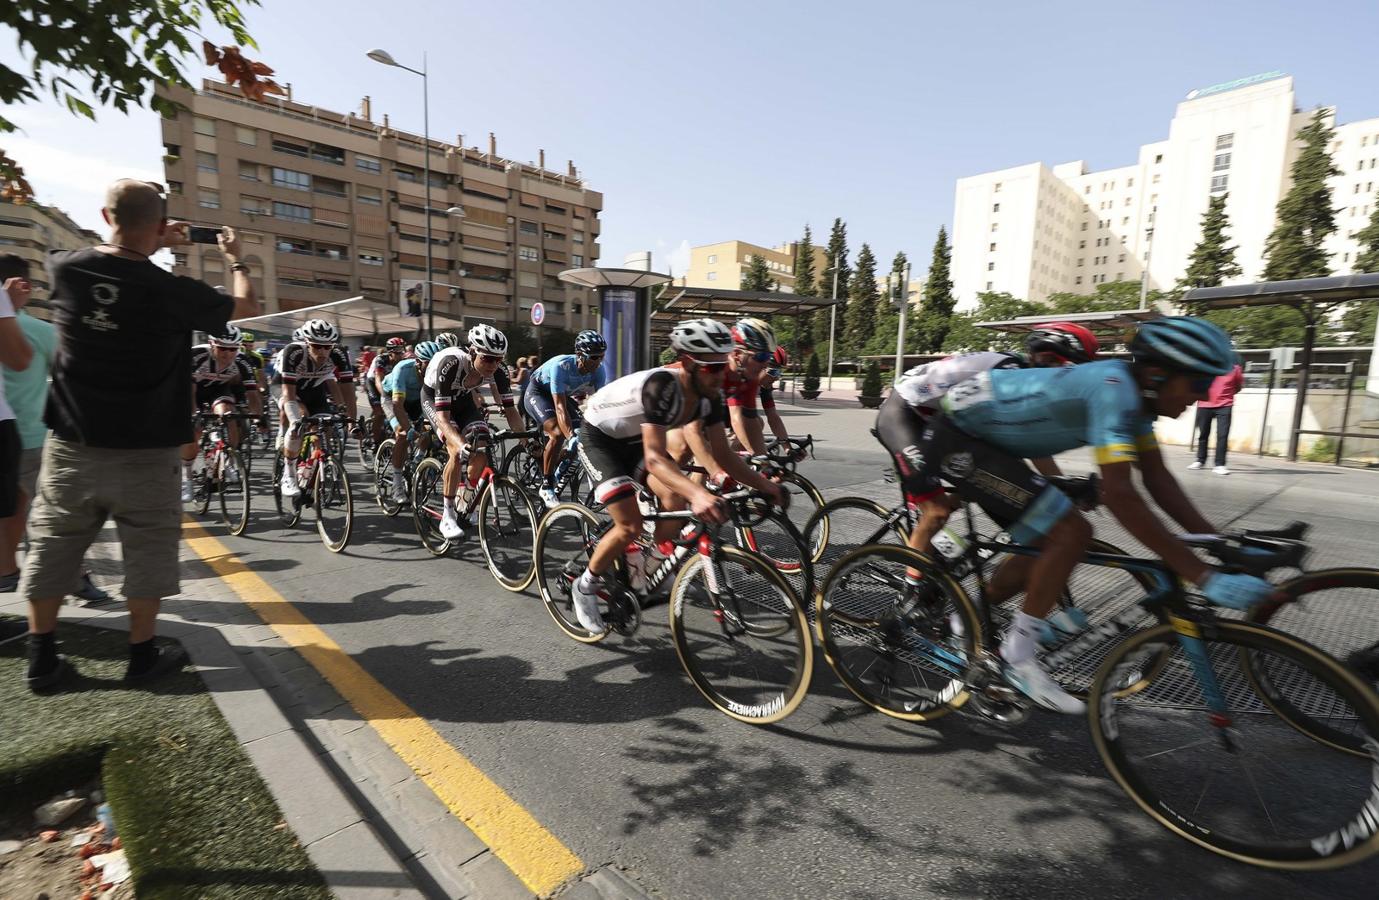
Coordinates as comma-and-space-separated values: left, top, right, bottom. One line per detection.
803, 496, 907, 571
778, 471, 826, 559
374, 439, 406, 517
1089, 620, 1379, 870
533, 502, 611, 643
217, 448, 251, 536
817, 543, 980, 721
314, 455, 353, 552
411, 456, 450, 556
669, 544, 812, 725
477, 475, 538, 592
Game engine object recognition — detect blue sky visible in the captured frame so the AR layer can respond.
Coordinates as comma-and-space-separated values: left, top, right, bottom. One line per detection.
3, 0, 1376, 276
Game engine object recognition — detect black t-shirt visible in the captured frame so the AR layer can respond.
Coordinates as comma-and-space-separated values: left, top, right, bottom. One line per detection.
45, 248, 234, 448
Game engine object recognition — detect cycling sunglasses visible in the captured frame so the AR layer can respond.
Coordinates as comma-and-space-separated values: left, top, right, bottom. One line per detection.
475, 352, 504, 364
580, 354, 605, 363
744, 350, 773, 363
306, 341, 335, 351
687, 357, 729, 372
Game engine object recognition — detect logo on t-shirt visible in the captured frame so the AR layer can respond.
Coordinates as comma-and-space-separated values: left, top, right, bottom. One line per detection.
82, 307, 118, 332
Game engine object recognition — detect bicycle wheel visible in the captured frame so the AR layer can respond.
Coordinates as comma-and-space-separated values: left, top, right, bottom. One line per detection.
356, 424, 376, 472
1245, 567, 1379, 754
804, 496, 907, 571
271, 453, 303, 527
778, 471, 826, 559
732, 503, 815, 624
1089, 620, 1379, 870
501, 440, 544, 494
217, 448, 251, 536
533, 502, 613, 643
669, 544, 813, 725
411, 456, 451, 556
374, 439, 405, 516
314, 456, 353, 553
477, 475, 538, 592
817, 543, 981, 721
185, 452, 212, 516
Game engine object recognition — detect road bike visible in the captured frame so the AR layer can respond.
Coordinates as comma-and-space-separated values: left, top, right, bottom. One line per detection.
185, 411, 253, 535
272, 413, 354, 552
372, 421, 441, 517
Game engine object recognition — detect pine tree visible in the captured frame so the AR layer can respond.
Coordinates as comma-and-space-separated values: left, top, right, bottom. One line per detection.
914, 226, 955, 352
1263, 108, 1342, 281
741, 252, 775, 292
1178, 193, 1243, 294
845, 243, 879, 352
792, 225, 818, 348
816, 218, 851, 350
1354, 198, 1379, 274
868, 250, 907, 356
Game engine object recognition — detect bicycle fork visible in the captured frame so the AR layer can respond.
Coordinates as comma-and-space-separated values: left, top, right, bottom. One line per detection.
702, 536, 751, 640
1169, 612, 1237, 751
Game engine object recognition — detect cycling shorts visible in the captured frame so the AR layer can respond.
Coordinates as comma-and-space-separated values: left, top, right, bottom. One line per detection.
522, 379, 579, 428
422, 391, 485, 439
577, 421, 645, 506
875, 390, 933, 508
911, 414, 1074, 545
383, 393, 423, 431
195, 382, 246, 410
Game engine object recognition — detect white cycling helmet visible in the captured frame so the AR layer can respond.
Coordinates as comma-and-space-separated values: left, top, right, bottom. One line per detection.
292, 326, 306, 342
670, 318, 733, 355
467, 324, 508, 357
301, 318, 339, 345
209, 323, 243, 349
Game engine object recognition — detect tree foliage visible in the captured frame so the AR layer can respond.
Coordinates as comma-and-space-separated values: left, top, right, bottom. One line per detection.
845, 243, 879, 353
1177, 193, 1243, 293
1262, 109, 1341, 281
1354, 197, 1379, 275
741, 252, 775, 292
941, 292, 1043, 353
793, 225, 816, 298
813, 218, 850, 350
913, 226, 956, 352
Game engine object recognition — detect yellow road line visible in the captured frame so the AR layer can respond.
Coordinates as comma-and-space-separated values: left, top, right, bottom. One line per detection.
181, 519, 584, 896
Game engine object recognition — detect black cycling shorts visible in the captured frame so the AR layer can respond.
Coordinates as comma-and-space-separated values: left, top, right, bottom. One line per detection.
875, 390, 934, 507
578, 421, 645, 507
522, 379, 578, 428
422, 391, 484, 437
291, 384, 332, 417
912, 414, 1074, 545
195, 382, 247, 410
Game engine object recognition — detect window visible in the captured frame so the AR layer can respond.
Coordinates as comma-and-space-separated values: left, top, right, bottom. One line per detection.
315, 275, 351, 291
1210, 174, 1229, 193
994, 182, 1002, 192
168, 181, 183, 195
1084, 186, 1091, 195
275, 238, 311, 255
272, 167, 310, 191
1127, 177, 1134, 187
1124, 197, 1133, 207
987, 262, 995, 271
986, 281, 993, 290
310, 143, 345, 166
519, 220, 538, 235
357, 187, 381, 206
358, 250, 384, 267
1119, 253, 1126, 263
706, 271, 717, 281
544, 230, 565, 241
1116, 272, 1123, 280
238, 160, 259, 182
991, 223, 998, 232
236, 125, 256, 146
1214, 153, 1231, 171
394, 165, 420, 183
197, 188, 220, 210
1080, 222, 1087, 231
315, 242, 347, 261
193, 117, 216, 137
992, 203, 1000, 212
195, 151, 217, 173
239, 195, 269, 216
1216, 133, 1234, 150
989, 242, 997, 252
518, 246, 539, 262
355, 155, 382, 175
1075, 276, 1083, 285
313, 177, 348, 198
272, 138, 309, 158
1078, 240, 1086, 249
572, 254, 584, 267
273, 201, 311, 223
1122, 217, 1130, 225
1077, 258, 1084, 267
574, 231, 585, 244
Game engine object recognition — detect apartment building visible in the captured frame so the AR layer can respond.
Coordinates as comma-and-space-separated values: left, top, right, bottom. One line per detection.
681, 239, 829, 293
158, 80, 603, 331
0, 199, 100, 306
951, 73, 1379, 308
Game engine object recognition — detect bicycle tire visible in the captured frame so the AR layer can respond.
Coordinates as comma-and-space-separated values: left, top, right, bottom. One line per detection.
478, 474, 538, 592
533, 502, 612, 644
1089, 620, 1379, 870
374, 439, 406, 517
1245, 567, 1379, 755
315, 455, 353, 553
218, 448, 251, 536
778, 471, 827, 559
817, 543, 981, 721
803, 496, 907, 569
411, 456, 451, 556
732, 504, 815, 624
669, 543, 813, 725
271, 454, 302, 527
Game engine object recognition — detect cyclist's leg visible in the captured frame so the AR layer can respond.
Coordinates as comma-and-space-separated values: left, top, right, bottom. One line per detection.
524, 382, 561, 480
574, 422, 645, 630
875, 391, 951, 555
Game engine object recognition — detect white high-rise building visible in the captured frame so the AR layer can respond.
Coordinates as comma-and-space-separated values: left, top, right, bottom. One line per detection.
951, 73, 1379, 308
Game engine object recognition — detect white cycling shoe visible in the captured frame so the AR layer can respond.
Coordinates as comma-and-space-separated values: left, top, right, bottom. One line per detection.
440, 511, 466, 540
180, 479, 194, 503
1005, 659, 1086, 715
279, 466, 301, 498
570, 580, 607, 633
390, 474, 408, 503
538, 485, 559, 510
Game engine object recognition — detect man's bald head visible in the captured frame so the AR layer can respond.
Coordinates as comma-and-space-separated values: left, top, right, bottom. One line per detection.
103, 179, 166, 231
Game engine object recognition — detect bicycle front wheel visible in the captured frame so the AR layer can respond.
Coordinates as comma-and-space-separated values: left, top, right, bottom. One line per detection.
533, 502, 610, 644
411, 456, 451, 556
778, 471, 826, 559
477, 475, 538, 592
314, 456, 353, 552
186, 452, 212, 516
218, 448, 251, 536
732, 504, 815, 626
1089, 620, 1379, 870
669, 544, 813, 725
374, 439, 405, 517
803, 496, 907, 571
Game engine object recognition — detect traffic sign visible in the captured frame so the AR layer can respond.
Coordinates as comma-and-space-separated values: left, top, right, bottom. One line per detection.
530, 302, 545, 326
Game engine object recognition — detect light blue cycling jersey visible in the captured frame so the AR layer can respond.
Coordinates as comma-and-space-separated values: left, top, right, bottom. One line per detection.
942, 359, 1157, 465
382, 358, 422, 402
531, 354, 608, 398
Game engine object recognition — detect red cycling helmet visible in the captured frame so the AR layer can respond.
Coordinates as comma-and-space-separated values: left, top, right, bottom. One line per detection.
385, 337, 407, 350
772, 345, 789, 367
1025, 322, 1099, 364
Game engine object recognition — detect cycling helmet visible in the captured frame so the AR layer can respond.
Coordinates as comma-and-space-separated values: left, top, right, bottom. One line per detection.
209, 323, 243, 349
413, 340, 441, 362
467, 324, 508, 357
385, 336, 407, 350
239, 330, 256, 343
670, 318, 734, 355
301, 318, 339, 345
772, 345, 789, 367
435, 332, 460, 349
1130, 316, 1235, 376
292, 326, 306, 342
731, 317, 777, 353
574, 330, 607, 356
1026, 322, 1099, 364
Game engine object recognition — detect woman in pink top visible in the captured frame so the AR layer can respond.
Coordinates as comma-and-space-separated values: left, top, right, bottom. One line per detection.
1191, 363, 1243, 474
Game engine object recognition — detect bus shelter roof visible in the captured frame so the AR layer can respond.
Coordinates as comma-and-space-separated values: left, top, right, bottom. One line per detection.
232, 295, 466, 340
977, 308, 1162, 334
652, 286, 840, 322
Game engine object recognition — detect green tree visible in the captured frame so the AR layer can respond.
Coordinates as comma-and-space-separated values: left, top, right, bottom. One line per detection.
803, 352, 821, 393
1177, 193, 1243, 293
1262, 108, 1342, 281
1337, 202, 1379, 343
845, 243, 879, 353
941, 292, 1042, 353
860, 359, 884, 399
791, 225, 817, 348
814, 218, 850, 349
741, 252, 775, 292
865, 250, 908, 356
1354, 198, 1379, 273
913, 226, 956, 352
1045, 280, 1163, 315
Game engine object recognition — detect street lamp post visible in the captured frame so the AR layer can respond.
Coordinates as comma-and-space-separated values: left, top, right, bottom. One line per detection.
825, 266, 839, 391
892, 262, 912, 380
1139, 204, 1158, 311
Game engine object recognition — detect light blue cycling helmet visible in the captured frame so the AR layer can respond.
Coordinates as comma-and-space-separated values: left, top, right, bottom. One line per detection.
413, 340, 441, 362
1130, 316, 1235, 376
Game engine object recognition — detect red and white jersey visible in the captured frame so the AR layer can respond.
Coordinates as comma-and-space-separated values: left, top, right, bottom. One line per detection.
893, 352, 1024, 415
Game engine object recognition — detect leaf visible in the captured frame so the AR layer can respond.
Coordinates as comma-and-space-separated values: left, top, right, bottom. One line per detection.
202, 40, 220, 66
0, 149, 35, 203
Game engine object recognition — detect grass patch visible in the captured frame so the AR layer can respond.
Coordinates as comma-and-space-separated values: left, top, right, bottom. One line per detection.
0, 617, 330, 899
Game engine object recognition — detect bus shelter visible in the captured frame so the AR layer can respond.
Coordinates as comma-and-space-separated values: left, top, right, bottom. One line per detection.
233, 295, 467, 343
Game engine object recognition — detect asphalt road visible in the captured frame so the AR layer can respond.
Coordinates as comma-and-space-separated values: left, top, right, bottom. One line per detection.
200, 401, 1379, 899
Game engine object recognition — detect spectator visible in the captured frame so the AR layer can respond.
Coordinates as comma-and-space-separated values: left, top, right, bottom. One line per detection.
0, 254, 111, 606
513, 356, 531, 391
21, 179, 259, 691
1189, 362, 1244, 476
0, 269, 34, 644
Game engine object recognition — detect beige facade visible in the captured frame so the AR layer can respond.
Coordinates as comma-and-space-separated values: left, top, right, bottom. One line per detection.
0, 199, 100, 305
681, 240, 829, 293
157, 80, 603, 332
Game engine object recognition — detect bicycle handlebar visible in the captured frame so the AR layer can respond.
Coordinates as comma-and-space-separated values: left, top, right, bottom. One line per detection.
1179, 530, 1309, 576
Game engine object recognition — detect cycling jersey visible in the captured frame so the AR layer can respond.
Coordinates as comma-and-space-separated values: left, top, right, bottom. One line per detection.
531, 354, 608, 399
191, 344, 257, 391
421, 346, 514, 412
278, 341, 338, 390
719, 364, 775, 416
240, 349, 265, 373
894, 351, 1024, 413
364, 353, 397, 401
944, 359, 1157, 465
582, 367, 726, 441
382, 358, 422, 402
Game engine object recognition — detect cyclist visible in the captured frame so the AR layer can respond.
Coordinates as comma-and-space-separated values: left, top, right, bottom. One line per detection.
182, 323, 258, 500
238, 330, 271, 442
571, 318, 786, 634
277, 319, 352, 498
723, 317, 793, 456
421, 324, 524, 540
365, 337, 408, 441
524, 329, 608, 508
382, 340, 435, 502
435, 331, 460, 350
909, 316, 1274, 714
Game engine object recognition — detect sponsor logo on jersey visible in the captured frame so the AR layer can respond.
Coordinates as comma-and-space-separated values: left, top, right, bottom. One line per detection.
941, 451, 973, 478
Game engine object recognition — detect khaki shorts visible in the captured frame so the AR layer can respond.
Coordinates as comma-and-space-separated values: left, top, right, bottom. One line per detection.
18, 446, 42, 501
20, 438, 182, 601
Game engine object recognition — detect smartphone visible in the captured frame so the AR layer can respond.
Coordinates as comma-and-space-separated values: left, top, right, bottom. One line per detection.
188, 225, 222, 244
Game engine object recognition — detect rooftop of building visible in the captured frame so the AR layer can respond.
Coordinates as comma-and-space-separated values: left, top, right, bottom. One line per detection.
0, 197, 100, 240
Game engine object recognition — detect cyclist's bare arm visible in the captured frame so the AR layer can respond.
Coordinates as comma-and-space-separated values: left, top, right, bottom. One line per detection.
553, 392, 576, 439
1099, 461, 1210, 584
728, 406, 766, 455
1135, 445, 1216, 534
391, 392, 412, 431
688, 420, 779, 497
765, 406, 791, 446
490, 382, 524, 433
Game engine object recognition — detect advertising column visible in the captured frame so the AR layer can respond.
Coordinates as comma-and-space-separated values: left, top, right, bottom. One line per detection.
599, 287, 641, 380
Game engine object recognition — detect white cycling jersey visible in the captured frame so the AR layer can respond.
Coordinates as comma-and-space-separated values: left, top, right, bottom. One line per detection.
583, 366, 726, 440
893, 351, 1023, 413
